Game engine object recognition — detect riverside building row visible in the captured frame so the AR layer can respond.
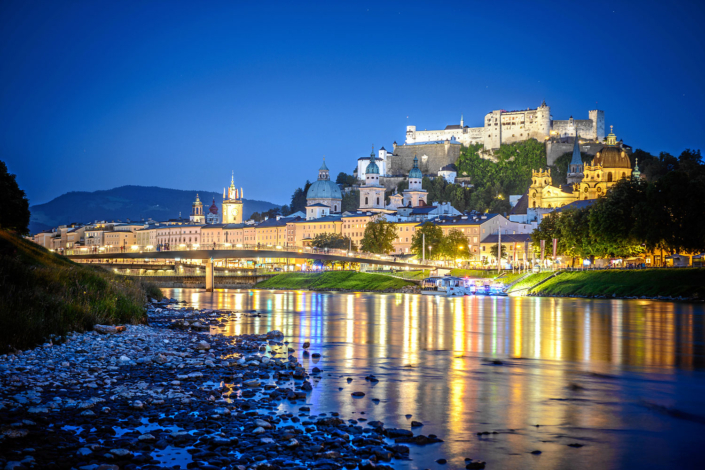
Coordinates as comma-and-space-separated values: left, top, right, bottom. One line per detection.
29, 152, 536, 264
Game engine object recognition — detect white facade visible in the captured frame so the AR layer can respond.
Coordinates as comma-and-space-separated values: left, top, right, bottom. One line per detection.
306, 204, 330, 220
357, 147, 390, 179
155, 225, 202, 247
438, 168, 456, 184
405, 102, 605, 150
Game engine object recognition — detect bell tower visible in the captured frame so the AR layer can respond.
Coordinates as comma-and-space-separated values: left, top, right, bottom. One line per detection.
222, 171, 243, 224
190, 194, 205, 224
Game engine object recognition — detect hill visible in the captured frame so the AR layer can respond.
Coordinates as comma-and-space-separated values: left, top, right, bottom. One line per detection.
28, 185, 281, 233
0, 230, 162, 352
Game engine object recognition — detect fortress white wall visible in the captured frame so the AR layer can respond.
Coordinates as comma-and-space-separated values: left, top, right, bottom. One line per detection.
405, 103, 604, 150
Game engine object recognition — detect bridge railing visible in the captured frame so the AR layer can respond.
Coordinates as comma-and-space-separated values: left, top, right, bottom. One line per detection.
64, 243, 436, 266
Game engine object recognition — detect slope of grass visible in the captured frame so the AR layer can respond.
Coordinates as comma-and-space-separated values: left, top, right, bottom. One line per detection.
255, 271, 415, 291
497, 271, 526, 284
0, 231, 162, 352
532, 269, 705, 298
372, 270, 429, 280
450, 269, 498, 279
507, 272, 557, 293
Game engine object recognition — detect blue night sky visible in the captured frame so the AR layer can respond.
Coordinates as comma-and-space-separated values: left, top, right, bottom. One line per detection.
1, 0, 703, 206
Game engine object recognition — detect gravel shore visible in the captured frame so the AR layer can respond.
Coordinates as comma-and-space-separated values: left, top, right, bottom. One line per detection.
0, 299, 459, 470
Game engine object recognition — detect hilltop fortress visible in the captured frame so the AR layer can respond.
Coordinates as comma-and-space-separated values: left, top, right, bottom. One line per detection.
357, 102, 614, 186
405, 101, 605, 149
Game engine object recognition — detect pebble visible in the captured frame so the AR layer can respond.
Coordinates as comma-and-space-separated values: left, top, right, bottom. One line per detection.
0, 298, 448, 470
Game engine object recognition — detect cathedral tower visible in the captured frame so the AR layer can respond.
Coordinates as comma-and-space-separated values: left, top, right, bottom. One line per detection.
359, 147, 386, 211
222, 172, 243, 224
403, 155, 428, 207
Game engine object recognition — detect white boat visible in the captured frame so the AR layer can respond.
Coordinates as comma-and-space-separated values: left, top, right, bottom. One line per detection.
421, 276, 473, 296
421, 276, 508, 297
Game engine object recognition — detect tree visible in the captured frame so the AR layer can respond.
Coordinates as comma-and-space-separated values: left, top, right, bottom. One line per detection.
360, 219, 397, 254
0, 160, 30, 235
488, 197, 511, 215
410, 222, 444, 259
289, 181, 312, 214
548, 151, 592, 185
531, 211, 562, 258
335, 172, 357, 187
311, 232, 357, 251
341, 190, 359, 212
455, 139, 548, 211
489, 244, 507, 260
248, 207, 281, 222
441, 229, 470, 261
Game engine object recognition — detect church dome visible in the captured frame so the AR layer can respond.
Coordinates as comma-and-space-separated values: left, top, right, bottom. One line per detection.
594, 147, 631, 169
594, 127, 631, 169
209, 199, 218, 214
307, 179, 342, 200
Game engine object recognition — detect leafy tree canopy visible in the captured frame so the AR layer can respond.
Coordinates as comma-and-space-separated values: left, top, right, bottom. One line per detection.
342, 190, 359, 212
410, 222, 444, 260
360, 219, 397, 254
0, 160, 30, 235
311, 232, 357, 251
335, 172, 357, 187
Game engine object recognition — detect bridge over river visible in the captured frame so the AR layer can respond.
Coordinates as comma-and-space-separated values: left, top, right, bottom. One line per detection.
64, 246, 436, 291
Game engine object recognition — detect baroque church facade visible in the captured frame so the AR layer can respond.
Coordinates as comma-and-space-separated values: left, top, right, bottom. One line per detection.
529, 127, 633, 209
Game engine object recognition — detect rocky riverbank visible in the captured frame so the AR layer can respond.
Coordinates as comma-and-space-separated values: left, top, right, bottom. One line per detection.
0, 299, 464, 470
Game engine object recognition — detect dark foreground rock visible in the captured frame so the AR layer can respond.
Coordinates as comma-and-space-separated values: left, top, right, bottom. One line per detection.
0, 299, 445, 470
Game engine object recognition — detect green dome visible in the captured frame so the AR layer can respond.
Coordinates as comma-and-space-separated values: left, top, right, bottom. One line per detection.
366, 150, 379, 175
307, 179, 342, 200
409, 156, 422, 179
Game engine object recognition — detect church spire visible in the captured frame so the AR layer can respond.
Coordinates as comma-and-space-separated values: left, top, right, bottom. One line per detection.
570, 130, 582, 167
632, 157, 641, 180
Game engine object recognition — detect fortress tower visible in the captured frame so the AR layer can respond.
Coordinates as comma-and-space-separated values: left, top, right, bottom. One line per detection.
589, 110, 605, 141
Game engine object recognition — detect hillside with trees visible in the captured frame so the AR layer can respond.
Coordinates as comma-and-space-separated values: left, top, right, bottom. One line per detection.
412, 139, 549, 214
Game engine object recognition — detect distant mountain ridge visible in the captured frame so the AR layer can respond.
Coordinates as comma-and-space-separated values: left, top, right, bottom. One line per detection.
29, 185, 281, 234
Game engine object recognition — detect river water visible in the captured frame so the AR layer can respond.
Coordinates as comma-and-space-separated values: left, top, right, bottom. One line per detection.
161, 288, 705, 469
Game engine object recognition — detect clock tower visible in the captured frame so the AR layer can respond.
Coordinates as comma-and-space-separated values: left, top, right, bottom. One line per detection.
222, 172, 243, 224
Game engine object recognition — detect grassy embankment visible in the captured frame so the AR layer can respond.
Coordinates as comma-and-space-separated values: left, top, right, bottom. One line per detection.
255, 271, 415, 291
506, 272, 557, 294
508, 269, 705, 299
450, 269, 526, 284
0, 230, 163, 352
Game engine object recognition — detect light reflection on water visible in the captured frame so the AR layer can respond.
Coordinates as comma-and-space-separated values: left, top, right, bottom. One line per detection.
163, 288, 705, 469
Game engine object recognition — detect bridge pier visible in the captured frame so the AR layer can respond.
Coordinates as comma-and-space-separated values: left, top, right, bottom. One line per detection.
205, 258, 214, 292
